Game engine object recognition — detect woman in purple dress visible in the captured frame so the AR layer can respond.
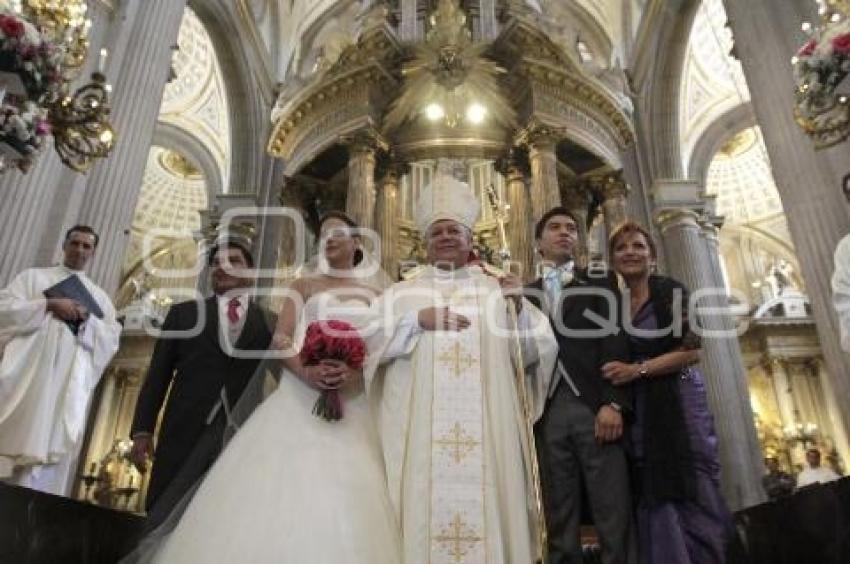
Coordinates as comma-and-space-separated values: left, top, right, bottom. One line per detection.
601, 221, 734, 564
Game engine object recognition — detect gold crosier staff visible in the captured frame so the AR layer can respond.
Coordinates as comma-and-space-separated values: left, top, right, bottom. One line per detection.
485, 184, 548, 564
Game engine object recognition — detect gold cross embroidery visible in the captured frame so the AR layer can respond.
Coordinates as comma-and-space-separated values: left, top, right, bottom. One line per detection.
434, 513, 483, 563
436, 341, 476, 377
435, 422, 480, 464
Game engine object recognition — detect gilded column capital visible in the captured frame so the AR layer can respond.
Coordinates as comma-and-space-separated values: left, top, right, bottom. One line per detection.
340, 130, 387, 155
376, 154, 410, 186
561, 184, 592, 210
515, 121, 565, 153
495, 147, 530, 179
279, 176, 303, 206
592, 171, 628, 202
699, 218, 724, 249
654, 207, 702, 233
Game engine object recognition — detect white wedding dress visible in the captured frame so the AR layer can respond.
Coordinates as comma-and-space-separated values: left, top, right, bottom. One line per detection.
151, 294, 401, 563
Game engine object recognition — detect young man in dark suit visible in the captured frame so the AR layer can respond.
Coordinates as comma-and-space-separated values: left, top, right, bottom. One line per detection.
129, 240, 274, 517
526, 207, 635, 564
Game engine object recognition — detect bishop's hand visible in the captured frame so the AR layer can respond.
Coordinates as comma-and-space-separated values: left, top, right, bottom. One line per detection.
498, 273, 524, 312
418, 306, 471, 332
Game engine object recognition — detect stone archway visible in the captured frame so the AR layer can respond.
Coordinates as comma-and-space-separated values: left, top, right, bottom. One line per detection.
188, 0, 276, 196
687, 102, 756, 186
153, 121, 224, 202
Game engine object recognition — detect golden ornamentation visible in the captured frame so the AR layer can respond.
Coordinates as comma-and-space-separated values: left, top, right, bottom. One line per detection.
159, 149, 202, 179
267, 27, 399, 160
49, 71, 114, 173
791, 2, 850, 148
22, 0, 90, 74
4, 1, 118, 172
383, 0, 515, 131
718, 128, 757, 158
435, 422, 480, 464
434, 513, 483, 563
437, 341, 477, 377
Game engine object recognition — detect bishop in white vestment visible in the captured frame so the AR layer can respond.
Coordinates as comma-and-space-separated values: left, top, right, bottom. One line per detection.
372, 175, 558, 564
0, 227, 121, 495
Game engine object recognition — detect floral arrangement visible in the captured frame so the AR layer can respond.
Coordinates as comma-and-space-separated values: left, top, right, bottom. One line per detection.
0, 99, 49, 171
300, 320, 366, 421
0, 9, 63, 171
0, 11, 63, 101
792, 15, 850, 146
794, 18, 850, 102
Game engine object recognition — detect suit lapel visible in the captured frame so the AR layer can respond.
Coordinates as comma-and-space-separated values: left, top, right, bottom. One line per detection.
558, 268, 590, 323
234, 302, 265, 352
203, 296, 222, 351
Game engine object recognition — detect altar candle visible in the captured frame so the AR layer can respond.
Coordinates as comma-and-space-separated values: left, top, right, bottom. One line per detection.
98, 48, 108, 73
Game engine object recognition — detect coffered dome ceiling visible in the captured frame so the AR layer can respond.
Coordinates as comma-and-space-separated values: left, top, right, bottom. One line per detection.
680, 0, 750, 170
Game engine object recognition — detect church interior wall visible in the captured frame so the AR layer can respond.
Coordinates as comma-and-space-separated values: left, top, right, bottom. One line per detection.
4, 0, 850, 518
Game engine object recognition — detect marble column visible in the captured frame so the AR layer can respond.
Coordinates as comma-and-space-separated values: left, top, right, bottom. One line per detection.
400, 0, 418, 42
599, 174, 629, 240
375, 162, 404, 280
76, 0, 189, 296
656, 208, 766, 509
527, 131, 562, 221
0, 147, 64, 286
766, 358, 802, 464
502, 160, 534, 281
479, 0, 498, 40
723, 0, 850, 438
345, 136, 378, 231
254, 157, 287, 273
33, 0, 122, 269
562, 185, 591, 266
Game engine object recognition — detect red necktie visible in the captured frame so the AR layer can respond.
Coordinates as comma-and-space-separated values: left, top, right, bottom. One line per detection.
227, 297, 240, 324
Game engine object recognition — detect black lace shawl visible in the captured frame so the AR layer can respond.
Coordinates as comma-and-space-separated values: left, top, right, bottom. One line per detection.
630, 275, 699, 504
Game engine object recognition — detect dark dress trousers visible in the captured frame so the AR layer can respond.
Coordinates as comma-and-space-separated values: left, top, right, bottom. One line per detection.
131, 296, 274, 514
526, 268, 636, 564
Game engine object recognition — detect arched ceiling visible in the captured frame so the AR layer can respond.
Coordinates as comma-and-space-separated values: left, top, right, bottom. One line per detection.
680, 0, 750, 171
244, 1, 628, 81
132, 147, 208, 234
706, 127, 792, 248
159, 7, 231, 188
123, 147, 209, 275
121, 8, 229, 292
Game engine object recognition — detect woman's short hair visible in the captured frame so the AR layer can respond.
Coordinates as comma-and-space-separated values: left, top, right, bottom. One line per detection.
608, 220, 657, 259
318, 211, 363, 266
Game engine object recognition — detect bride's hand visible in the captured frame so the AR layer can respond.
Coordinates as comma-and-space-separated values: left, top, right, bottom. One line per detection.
300, 363, 345, 390
320, 359, 363, 390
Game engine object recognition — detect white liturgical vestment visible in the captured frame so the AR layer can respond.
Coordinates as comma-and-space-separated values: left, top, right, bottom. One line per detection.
0, 265, 120, 495
371, 265, 557, 564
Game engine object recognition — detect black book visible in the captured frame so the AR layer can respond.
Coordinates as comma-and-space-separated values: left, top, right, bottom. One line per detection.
43, 274, 104, 335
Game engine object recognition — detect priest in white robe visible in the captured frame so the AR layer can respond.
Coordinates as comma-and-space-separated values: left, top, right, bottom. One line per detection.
371, 175, 558, 564
833, 233, 850, 352
0, 226, 121, 495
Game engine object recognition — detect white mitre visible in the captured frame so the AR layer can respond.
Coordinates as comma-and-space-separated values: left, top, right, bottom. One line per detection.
414, 174, 481, 234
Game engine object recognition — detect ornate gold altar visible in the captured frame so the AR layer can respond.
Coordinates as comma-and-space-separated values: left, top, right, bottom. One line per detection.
268, 0, 634, 281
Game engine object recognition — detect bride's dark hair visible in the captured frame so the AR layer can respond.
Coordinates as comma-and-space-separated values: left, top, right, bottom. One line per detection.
317, 211, 364, 266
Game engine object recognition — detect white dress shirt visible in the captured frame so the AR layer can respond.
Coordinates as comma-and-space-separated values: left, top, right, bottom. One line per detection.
217, 292, 250, 345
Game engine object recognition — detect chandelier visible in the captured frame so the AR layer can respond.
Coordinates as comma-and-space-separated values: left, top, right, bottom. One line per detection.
0, 0, 114, 173
792, 0, 850, 148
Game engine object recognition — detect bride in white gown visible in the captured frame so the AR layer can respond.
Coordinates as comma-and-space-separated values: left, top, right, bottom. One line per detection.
150, 213, 400, 563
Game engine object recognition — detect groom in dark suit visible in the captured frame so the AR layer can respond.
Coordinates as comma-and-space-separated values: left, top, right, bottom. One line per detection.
129, 239, 274, 516
526, 207, 635, 564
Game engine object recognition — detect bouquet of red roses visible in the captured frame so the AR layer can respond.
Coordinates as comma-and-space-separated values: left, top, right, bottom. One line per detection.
300, 320, 367, 421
